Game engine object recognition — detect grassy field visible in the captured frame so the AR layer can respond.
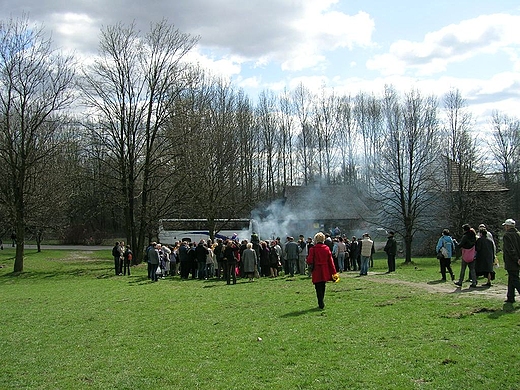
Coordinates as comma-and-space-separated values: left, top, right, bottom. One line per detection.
1, 248, 519, 389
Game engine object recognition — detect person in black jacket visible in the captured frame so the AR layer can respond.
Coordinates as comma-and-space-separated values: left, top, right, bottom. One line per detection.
195, 240, 208, 279
187, 242, 197, 279
223, 240, 239, 285
384, 231, 397, 273
112, 242, 121, 276
502, 219, 520, 303
349, 237, 359, 271
475, 229, 495, 286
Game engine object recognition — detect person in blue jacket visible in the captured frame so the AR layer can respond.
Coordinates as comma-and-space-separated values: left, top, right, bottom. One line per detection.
436, 229, 455, 281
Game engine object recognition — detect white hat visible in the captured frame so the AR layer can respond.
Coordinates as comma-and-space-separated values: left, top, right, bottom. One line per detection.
502, 218, 516, 227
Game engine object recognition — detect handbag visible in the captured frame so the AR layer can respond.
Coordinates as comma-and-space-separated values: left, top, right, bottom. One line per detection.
440, 245, 449, 258
461, 246, 476, 263
436, 251, 444, 260
155, 266, 162, 275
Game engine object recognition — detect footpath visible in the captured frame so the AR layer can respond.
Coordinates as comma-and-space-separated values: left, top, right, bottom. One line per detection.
341, 271, 507, 301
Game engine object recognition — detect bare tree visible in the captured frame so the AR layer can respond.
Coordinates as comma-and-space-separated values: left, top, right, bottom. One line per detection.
313, 87, 341, 184
235, 90, 257, 207
354, 92, 382, 189
279, 88, 295, 186
166, 74, 254, 237
256, 90, 282, 200
80, 20, 198, 261
488, 111, 520, 217
0, 16, 75, 272
292, 83, 317, 185
443, 89, 486, 230
375, 87, 440, 263
337, 94, 358, 185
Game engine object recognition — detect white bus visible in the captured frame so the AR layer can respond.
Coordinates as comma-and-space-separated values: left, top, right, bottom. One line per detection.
158, 218, 254, 244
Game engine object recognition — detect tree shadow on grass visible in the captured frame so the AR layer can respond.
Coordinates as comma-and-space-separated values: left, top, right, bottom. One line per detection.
0, 263, 117, 283
280, 307, 323, 318
126, 275, 153, 285
487, 303, 519, 318
427, 279, 449, 285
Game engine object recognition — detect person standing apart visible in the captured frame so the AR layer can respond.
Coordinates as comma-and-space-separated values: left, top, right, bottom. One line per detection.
384, 231, 397, 273
502, 219, 520, 304
359, 234, 374, 276
306, 232, 337, 309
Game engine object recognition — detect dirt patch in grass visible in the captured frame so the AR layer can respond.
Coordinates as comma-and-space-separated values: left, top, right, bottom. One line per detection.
342, 271, 507, 301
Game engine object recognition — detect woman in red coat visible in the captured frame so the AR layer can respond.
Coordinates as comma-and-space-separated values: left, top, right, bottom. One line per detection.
306, 232, 337, 309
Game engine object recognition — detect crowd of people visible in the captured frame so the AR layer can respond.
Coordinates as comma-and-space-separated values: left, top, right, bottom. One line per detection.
113, 217, 520, 306
434, 219, 520, 306
435, 223, 497, 288
140, 231, 385, 285
111, 241, 133, 276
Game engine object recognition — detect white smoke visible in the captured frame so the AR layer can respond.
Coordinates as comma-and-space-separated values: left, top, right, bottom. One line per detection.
250, 185, 378, 242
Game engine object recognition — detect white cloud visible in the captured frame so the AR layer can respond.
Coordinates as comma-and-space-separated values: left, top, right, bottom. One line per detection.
46, 12, 100, 54
12, 0, 375, 74
287, 75, 330, 92
367, 13, 520, 76
183, 48, 243, 80
281, 9, 374, 71
236, 76, 261, 89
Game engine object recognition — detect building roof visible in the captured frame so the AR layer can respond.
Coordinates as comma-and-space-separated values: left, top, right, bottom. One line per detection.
447, 159, 509, 192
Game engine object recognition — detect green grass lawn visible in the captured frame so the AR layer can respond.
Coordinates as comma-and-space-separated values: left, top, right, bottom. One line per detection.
1, 249, 519, 389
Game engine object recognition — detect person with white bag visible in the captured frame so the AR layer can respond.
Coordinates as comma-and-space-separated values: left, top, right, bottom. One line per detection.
435, 229, 455, 282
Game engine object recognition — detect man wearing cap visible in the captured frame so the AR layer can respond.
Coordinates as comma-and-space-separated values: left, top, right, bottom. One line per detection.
502, 218, 520, 303
478, 223, 494, 241
384, 231, 397, 273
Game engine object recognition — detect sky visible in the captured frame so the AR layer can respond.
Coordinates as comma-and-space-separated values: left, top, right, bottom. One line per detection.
2, 0, 520, 122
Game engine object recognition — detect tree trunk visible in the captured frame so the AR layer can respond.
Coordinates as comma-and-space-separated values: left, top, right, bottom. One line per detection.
13, 215, 25, 273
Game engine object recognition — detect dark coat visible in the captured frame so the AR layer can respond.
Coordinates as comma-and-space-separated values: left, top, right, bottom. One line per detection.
259, 246, 270, 267
195, 244, 208, 262
459, 229, 476, 249
475, 235, 495, 276
148, 248, 160, 265
503, 227, 520, 272
384, 237, 397, 256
